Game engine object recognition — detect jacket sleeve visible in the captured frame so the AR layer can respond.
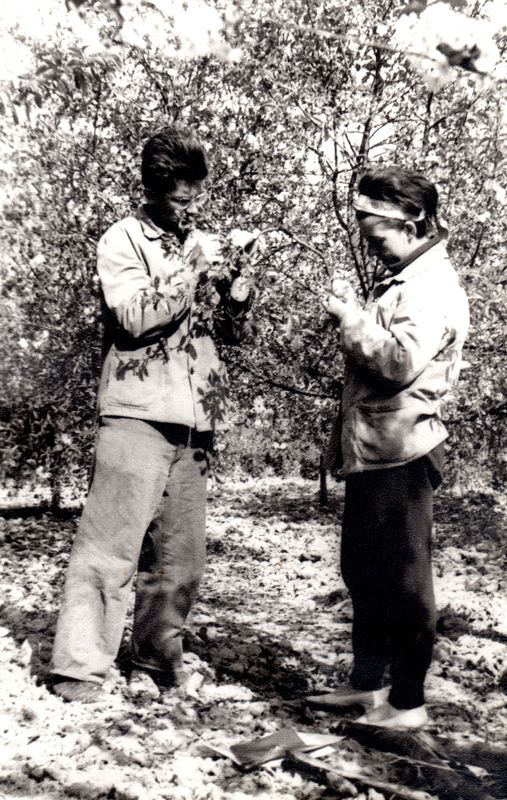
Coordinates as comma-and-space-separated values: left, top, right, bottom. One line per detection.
339, 290, 452, 388
97, 225, 196, 340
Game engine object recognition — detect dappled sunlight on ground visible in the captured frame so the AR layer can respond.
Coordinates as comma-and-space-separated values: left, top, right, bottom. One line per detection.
0, 478, 506, 799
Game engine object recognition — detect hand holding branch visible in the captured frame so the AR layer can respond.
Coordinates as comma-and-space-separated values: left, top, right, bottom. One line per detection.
322, 277, 360, 321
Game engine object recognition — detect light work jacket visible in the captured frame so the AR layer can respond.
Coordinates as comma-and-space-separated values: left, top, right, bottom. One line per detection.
96, 206, 248, 431
326, 240, 470, 474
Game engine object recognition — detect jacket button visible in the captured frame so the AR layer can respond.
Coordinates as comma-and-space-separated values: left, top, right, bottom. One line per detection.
190, 367, 195, 375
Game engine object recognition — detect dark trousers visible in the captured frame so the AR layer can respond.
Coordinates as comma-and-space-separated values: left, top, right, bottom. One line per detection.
51, 416, 211, 684
341, 454, 440, 709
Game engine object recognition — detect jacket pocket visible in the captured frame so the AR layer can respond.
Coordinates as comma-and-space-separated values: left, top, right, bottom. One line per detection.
99, 348, 158, 411
355, 402, 419, 464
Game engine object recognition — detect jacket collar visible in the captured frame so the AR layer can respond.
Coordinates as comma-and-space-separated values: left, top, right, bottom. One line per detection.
135, 204, 166, 239
376, 238, 449, 288
135, 204, 189, 244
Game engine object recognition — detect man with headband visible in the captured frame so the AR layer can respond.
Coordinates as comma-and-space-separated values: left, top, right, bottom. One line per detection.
309, 166, 469, 728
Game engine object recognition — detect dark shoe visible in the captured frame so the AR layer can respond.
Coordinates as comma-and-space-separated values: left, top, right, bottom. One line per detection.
51, 678, 110, 704
128, 666, 178, 698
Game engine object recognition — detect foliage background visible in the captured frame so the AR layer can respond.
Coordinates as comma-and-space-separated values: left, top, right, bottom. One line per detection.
1, 0, 506, 503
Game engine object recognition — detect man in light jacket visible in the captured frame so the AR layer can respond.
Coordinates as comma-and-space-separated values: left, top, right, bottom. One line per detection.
50, 126, 252, 703
309, 167, 469, 729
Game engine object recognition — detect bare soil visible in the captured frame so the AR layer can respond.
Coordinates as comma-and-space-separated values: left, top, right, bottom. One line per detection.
0, 478, 506, 800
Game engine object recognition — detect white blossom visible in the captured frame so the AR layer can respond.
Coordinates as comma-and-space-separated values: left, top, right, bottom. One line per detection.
394, 2, 501, 89
229, 228, 259, 250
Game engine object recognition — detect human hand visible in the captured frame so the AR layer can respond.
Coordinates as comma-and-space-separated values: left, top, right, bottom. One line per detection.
322, 292, 348, 320
330, 278, 357, 304
322, 277, 359, 320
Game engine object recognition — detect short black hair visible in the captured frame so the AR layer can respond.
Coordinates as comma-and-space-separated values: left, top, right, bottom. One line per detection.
141, 126, 208, 194
357, 166, 439, 238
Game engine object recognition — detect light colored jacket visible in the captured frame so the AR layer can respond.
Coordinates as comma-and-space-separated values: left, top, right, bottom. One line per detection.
327, 240, 469, 474
96, 206, 247, 431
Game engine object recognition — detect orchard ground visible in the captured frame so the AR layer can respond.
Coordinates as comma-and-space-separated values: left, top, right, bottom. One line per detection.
0, 476, 506, 800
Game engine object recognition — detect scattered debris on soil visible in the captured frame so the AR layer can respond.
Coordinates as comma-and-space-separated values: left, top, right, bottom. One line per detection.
1, 478, 506, 799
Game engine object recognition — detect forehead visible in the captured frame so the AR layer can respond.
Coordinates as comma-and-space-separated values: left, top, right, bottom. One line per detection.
170, 179, 204, 197
357, 214, 393, 238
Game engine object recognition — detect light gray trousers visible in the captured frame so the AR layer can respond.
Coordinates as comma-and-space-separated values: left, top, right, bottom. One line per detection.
51, 416, 209, 684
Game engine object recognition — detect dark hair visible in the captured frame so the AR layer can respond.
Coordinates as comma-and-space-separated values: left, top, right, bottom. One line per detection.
141, 126, 208, 194
357, 166, 439, 238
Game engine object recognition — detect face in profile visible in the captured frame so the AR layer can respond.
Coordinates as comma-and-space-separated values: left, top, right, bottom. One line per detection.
358, 214, 415, 266
151, 179, 207, 232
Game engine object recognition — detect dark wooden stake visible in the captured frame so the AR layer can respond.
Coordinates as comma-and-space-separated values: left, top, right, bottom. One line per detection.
319, 455, 328, 507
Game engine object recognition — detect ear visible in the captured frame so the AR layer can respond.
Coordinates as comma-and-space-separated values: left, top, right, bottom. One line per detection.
404, 221, 417, 240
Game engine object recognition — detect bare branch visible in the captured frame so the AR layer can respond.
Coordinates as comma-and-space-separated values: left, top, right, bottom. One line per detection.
239, 362, 336, 400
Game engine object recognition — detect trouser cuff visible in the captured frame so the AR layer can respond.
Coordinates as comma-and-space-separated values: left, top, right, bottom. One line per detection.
49, 669, 104, 685
388, 687, 425, 710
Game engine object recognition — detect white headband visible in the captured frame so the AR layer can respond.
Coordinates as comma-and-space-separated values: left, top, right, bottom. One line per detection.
354, 194, 425, 222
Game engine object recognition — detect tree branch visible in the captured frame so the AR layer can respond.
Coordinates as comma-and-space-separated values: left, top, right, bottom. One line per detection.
239, 362, 336, 399
262, 227, 331, 275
